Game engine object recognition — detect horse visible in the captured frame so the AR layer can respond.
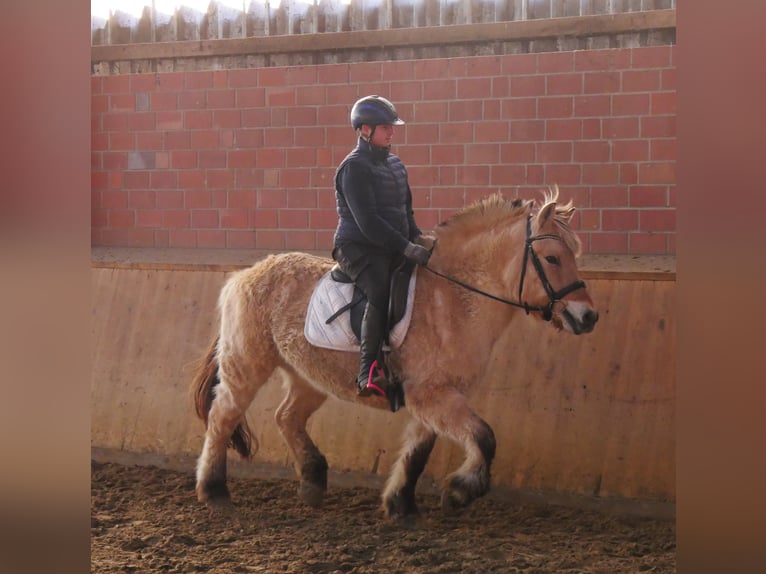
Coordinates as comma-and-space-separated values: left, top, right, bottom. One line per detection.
191, 186, 599, 520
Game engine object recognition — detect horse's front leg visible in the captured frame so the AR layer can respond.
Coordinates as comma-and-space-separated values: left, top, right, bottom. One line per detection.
275, 371, 329, 508
381, 418, 437, 520
408, 387, 496, 515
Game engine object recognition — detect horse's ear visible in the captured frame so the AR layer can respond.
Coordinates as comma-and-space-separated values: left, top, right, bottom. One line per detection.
537, 201, 556, 226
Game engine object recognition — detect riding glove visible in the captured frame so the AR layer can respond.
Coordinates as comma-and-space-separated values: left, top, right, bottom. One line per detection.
403, 242, 431, 266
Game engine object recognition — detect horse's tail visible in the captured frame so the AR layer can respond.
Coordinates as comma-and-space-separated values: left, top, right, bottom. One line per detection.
191, 335, 254, 460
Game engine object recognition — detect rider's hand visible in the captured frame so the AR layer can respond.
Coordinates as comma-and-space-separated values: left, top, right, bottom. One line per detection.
403, 242, 431, 266
414, 234, 436, 251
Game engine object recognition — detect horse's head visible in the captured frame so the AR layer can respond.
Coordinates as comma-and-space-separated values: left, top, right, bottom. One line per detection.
519, 187, 598, 335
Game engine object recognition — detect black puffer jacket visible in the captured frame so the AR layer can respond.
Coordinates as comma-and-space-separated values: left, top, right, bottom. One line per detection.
333, 138, 420, 254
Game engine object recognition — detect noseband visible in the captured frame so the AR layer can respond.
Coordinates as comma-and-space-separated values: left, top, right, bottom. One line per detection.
425, 215, 586, 321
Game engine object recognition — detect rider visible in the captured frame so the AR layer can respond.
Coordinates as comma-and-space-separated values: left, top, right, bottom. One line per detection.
332, 95, 432, 398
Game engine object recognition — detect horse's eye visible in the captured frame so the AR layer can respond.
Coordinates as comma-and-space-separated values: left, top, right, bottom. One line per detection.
545, 255, 560, 265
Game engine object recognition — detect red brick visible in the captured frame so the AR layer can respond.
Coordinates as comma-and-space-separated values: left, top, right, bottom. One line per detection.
574, 49, 631, 72
109, 94, 135, 112
206, 170, 235, 189
537, 52, 573, 73
349, 63, 382, 83
91, 76, 103, 94
629, 185, 668, 208
285, 189, 316, 208
641, 115, 675, 138
92, 94, 109, 113
282, 169, 311, 188
423, 79, 457, 100
502, 98, 537, 120
131, 133, 158, 152
129, 112, 155, 131
197, 230, 226, 248
169, 229, 198, 248
109, 210, 135, 228
191, 210, 219, 228
135, 209, 162, 227
574, 95, 610, 117
638, 162, 675, 184
180, 171, 207, 190
583, 72, 620, 94
154, 230, 169, 247
466, 143, 500, 164
284, 230, 316, 250
639, 209, 675, 232
100, 228, 154, 247
545, 119, 581, 140
475, 122, 509, 143
151, 171, 177, 189
103, 152, 128, 170
151, 92, 177, 111
228, 68, 260, 88
546, 73, 583, 95
456, 165, 490, 185
155, 73, 184, 91
631, 46, 671, 69
651, 92, 676, 115
612, 93, 650, 116
574, 141, 610, 163
251, 208, 278, 228
500, 142, 535, 163
603, 117, 639, 139
309, 209, 337, 230
510, 120, 545, 141
109, 132, 135, 150
589, 232, 628, 254
225, 150, 255, 168
185, 72, 213, 90
287, 107, 317, 126
128, 190, 156, 209
171, 151, 197, 169
185, 190, 212, 208
582, 119, 601, 139
212, 110, 240, 129
287, 66, 318, 86
156, 112, 183, 130
457, 77, 492, 100
502, 53, 537, 75
650, 139, 676, 161
590, 186, 628, 208
258, 189, 287, 208
162, 209, 190, 229
602, 209, 638, 231
197, 150, 226, 169
256, 148, 285, 168
583, 164, 619, 185
157, 191, 184, 209
390, 81, 422, 103
491, 77, 510, 98
221, 209, 249, 228
431, 188, 465, 208
545, 164, 581, 185
317, 63, 349, 84
178, 92, 206, 110
213, 71, 228, 88
661, 69, 676, 91
102, 75, 130, 94
577, 209, 601, 231
510, 75, 545, 97
539, 96, 574, 118
490, 165, 525, 186
253, 230, 283, 249
537, 142, 572, 163
440, 122, 474, 144
287, 146, 318, 167
449, 99, 483, 122
181, 111, 208, 130
622, 70, 660, 92
279, 209, 309, 229
612, 140, 649, 162
629, 233, 668, 254
102, 191, 128, 209
619, 163, 638, 185
405, 124, 439, 145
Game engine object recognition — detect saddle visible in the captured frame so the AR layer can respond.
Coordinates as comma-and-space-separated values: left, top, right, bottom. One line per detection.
325, 258, 416, 344
303, 259, 416, 413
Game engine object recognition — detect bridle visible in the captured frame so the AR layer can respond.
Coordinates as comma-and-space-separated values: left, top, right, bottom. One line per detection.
424, 215, 586, 322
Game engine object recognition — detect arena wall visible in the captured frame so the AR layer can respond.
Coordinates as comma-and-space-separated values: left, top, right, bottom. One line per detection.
91, 249, 675, 515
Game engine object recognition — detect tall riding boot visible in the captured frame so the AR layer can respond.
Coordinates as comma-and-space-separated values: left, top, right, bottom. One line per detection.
356, 303, 390, 397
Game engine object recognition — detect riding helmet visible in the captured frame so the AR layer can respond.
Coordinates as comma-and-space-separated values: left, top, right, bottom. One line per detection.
350, 95, 405, 130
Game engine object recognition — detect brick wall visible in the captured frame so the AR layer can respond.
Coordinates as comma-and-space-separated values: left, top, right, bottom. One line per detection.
91, 45, 676, 254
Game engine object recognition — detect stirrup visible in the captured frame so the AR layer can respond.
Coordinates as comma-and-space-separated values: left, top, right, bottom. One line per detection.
357, 360, 389, 398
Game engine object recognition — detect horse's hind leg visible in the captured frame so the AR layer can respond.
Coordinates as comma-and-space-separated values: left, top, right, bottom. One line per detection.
408, 388, 496, 515
275, 370, 329, 508
196, 350, 275, 508
381, 418, 437, 520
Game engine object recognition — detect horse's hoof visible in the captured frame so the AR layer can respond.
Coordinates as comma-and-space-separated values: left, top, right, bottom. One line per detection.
205, 496, 235, 516
440, 486, 469, 515
299, 481, 325, 508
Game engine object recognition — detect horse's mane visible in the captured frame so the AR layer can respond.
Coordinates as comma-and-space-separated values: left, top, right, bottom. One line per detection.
437, 186, 581, 256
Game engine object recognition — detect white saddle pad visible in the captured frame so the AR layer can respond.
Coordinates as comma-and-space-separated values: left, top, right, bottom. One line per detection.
304, 268, 417, 352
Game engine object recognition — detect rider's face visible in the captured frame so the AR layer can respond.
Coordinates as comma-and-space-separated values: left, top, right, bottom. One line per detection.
364, 124, 395, 148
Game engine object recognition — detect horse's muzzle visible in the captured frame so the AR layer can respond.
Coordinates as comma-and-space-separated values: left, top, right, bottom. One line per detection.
563, 307, 599, 334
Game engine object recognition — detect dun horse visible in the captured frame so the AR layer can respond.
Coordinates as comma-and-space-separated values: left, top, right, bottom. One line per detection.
192, 187, 598, 519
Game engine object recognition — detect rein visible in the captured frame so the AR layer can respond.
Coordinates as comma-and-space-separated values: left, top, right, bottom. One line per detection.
424, 215, 586, 322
